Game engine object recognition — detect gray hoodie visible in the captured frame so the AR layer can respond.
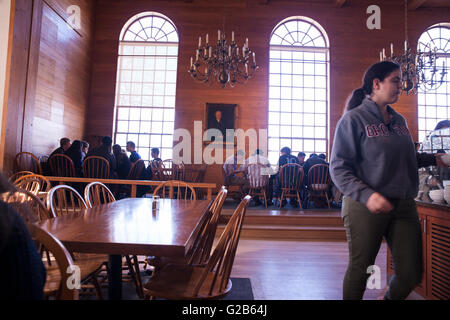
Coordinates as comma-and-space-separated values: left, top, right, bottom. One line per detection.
330, 97, 434, 205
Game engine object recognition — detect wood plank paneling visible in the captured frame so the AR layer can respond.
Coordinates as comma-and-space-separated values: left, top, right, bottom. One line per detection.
32, 0, 95, 156
2, 0, 95, 173
86, 0, 449, 185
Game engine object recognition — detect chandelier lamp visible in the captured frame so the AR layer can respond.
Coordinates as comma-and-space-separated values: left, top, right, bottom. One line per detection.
189, 30, 259, 88
379, 0, 446, 95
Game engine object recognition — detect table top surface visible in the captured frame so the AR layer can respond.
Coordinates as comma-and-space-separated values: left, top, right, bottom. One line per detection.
38, 198, 212, 257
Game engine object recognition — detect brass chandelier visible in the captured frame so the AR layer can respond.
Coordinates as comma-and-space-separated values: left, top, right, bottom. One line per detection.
379, 0, 447, 95
189, 29, 259, 88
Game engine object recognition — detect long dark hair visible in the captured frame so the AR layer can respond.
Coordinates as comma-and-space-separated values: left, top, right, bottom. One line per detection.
346, 61, 400, 112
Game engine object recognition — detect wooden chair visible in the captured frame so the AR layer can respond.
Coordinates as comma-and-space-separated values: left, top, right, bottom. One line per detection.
14, 174, 51, 201
46, 184, 107, 299
152, 180, 196, 201
46, 185, 87, 217
14, 152, 43, 174
49, 154, 77, 177
83, 156, 110, 179
84, 182, 115, 208
14, 176, 41, 195
306, 164, 332, 208
9, 171, 34, 183
247, 163, 270, 207
148, 187, 228, 273
27, 224, 79, 300
222, 168, 246, 201
278, 163, 304, 208
2, 188, 55, 266
84, 182, 144, 298
143, 195, 251, 300
1, 188, 54, 223
127, 159, 145, 179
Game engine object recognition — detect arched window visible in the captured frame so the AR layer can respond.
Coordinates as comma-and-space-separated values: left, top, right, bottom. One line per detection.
417, 24, 450, 143
268, 17, 329, 165
114, 12, 179, 161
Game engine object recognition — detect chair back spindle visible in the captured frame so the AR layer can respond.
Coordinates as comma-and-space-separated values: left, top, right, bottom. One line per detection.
83, 156, 110, 179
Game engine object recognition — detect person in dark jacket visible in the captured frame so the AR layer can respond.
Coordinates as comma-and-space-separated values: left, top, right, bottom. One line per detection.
0, 173, 46, 299
303, 153, 327, 185
330, 61, 448, 300
113, 144, 131, 179
65, 140, 84, 177
87, 136, 117, 177
49, 137, 71, 158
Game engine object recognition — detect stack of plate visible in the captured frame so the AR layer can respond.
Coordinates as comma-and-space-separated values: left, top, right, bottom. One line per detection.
429, 189, 444, 203
445, 186, 450, 204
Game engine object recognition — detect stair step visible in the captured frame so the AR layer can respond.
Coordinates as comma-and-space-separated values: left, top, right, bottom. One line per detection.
217, 224, 347, 241
219, 213, 343, 227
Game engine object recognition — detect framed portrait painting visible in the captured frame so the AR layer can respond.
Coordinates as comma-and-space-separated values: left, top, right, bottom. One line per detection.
205, 103, 238, 142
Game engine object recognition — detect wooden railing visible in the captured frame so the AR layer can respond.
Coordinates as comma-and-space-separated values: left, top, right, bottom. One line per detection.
45, 176, 216, 200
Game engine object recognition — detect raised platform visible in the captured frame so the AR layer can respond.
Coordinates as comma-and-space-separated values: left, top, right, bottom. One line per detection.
218, 202, 346, 241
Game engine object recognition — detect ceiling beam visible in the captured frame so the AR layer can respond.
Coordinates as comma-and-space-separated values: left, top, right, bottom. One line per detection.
334, 0, 346, 7
407, 0, 427, 10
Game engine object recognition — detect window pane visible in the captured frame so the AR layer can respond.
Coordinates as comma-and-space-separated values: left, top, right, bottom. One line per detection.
269, 18, 329, 156
114, 15, 179, 153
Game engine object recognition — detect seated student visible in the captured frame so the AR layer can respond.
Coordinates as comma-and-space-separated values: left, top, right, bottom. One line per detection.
126, 141, 141, 163
49, 137, 71, 158
65, 140, 84, 177
0, 174, 46, 300
112, 144, 131, 179
297, 152, 306, 166
302, 153, 327, 185
87, 136, 117, 177
81, 141, 89, 160
241, 149, 271, 172
268, 147, 300, 207
223, 150, 249, 199
146, 147, 162, 179
318, 153, 328, 164
241, 149, 271, 205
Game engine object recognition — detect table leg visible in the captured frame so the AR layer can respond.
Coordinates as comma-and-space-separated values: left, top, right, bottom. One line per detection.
108, 254, 122, 300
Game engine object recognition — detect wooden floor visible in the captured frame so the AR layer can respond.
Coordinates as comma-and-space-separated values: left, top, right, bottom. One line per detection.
229, 239, 424, 300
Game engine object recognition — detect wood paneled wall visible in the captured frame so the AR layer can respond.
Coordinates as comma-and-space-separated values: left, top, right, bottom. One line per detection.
2, 0, 95, 173
86, 0, 449, 184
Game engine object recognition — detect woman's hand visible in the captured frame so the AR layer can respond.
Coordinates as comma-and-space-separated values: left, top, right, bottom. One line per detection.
366, 192, 394, 214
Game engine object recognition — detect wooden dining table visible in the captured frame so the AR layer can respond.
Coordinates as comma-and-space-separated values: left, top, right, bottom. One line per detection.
38, 197, 212, 300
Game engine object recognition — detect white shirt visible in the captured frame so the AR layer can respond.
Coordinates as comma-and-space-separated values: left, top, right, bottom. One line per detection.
241, 155, 271, 172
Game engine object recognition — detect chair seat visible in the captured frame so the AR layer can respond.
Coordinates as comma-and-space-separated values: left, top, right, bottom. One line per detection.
144, 263, 232, 300
147, 256, 187, 269
44, 253, 107, 299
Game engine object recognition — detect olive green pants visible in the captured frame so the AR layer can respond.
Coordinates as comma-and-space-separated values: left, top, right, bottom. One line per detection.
342, 196, 423, 300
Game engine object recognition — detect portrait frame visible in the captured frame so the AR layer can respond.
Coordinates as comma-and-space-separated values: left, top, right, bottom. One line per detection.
204, 103, 238, 143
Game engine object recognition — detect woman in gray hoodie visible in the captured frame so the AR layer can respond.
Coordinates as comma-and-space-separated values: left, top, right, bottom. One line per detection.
330, 61, 447, 300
